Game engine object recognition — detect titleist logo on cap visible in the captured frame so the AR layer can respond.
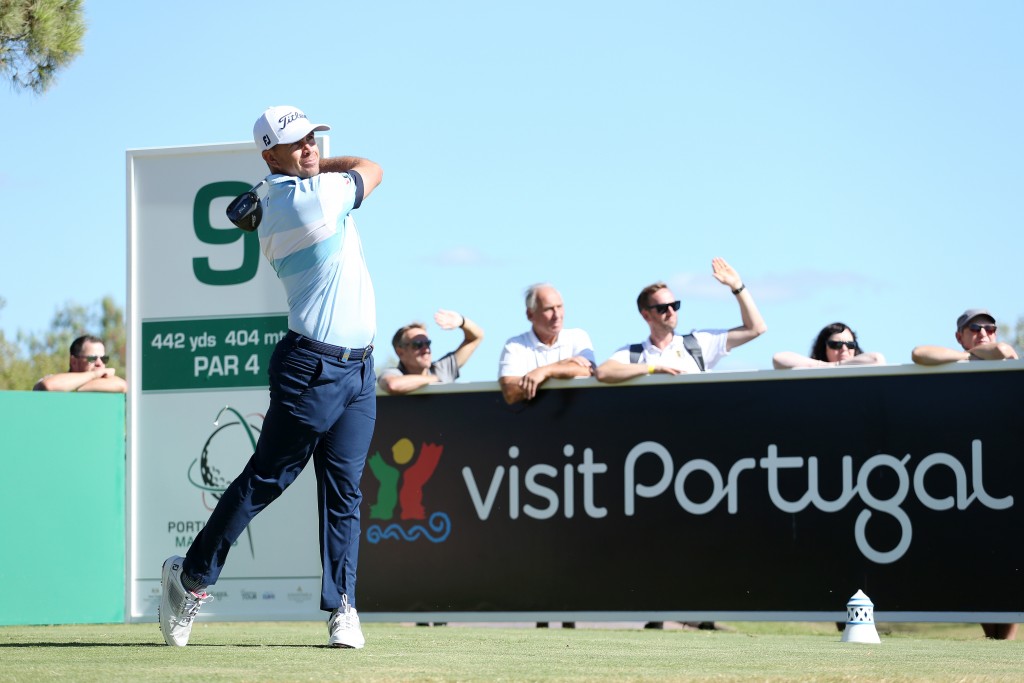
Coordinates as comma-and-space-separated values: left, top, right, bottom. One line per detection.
277, 111, 307, 131
254, 105, 330, 150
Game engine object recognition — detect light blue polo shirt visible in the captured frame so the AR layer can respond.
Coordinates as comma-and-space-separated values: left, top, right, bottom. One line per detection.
257, 171, 376, 348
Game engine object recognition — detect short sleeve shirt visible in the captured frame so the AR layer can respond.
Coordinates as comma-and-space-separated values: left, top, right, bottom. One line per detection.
608, 330, 729, 373
377, 351, 461, 387
498, 328, 596, 378
258, 171, 375, 348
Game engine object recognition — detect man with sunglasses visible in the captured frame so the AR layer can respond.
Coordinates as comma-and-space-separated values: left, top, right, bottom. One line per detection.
498, 284, 596, 404
911, 309, 1018, 366
378, 310, 484, 394
914, 311, 1019, 641
159, 106, 383, 650
33, 334, 127, 393
596, 257, 767, 382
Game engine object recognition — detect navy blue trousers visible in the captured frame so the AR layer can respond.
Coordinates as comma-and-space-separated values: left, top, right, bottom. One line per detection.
184, 334, 376, 611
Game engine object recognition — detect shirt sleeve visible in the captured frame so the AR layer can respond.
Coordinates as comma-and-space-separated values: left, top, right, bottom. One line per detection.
316, 172, 359, 220
376, 366, 402, 389
608, 345, 632, 364
431, 352, 461, 383
347, 170, 365, 209
498, 340, 527, 378
574, 330, 597, 367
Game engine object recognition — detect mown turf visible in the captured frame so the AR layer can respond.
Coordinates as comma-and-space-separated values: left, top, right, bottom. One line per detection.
0, 621, 1019, 682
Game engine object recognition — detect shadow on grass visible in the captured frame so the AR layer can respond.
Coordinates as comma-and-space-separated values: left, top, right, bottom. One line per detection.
0, 642, 325, 648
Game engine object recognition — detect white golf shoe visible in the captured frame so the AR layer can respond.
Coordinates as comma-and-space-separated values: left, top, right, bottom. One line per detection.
327, 595, 365, 649
158, 555, 213, 647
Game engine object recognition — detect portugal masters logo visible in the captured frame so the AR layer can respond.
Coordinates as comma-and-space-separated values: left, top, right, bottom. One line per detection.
186, 405, 264, 556
365, 437, 451, 543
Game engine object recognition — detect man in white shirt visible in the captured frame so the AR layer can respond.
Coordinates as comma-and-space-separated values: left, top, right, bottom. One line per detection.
498, 284, 595, 404
596, 257, 767, 382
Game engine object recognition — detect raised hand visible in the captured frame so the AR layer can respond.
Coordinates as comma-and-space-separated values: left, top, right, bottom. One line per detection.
711, 257, 742, 290
434, 309, 465, 330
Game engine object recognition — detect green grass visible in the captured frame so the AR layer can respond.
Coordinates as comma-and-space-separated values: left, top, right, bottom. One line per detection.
0, 621, 1019, 682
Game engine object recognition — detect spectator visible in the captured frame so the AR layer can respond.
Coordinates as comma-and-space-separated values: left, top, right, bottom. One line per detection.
33, 335, 127, 393
772, 322, 885, 631
378, 310, 484, 394
498, 284, 596, 405
914, 308, 1018, 640
595, 257, 767, 382
499, 283, 588, 628
773, 322, 885, 369
911, 309, 1018, 366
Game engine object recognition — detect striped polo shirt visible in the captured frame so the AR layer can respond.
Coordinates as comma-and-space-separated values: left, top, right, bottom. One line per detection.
258, 171, 375, 348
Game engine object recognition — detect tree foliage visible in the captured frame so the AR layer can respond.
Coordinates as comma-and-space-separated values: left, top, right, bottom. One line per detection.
0, 0, 86, 93
0, 296, 126, 390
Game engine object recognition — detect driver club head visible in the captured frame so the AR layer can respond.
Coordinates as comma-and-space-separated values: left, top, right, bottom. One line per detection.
226, 182, 266, 232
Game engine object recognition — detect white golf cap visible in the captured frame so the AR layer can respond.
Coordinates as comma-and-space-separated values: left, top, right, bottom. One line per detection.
253, 105, 330, 150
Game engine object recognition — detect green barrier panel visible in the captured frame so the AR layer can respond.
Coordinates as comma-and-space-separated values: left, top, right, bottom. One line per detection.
0, 392, 126, 625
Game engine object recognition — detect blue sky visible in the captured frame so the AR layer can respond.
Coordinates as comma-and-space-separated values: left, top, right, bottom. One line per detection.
2, 1, 1022, 383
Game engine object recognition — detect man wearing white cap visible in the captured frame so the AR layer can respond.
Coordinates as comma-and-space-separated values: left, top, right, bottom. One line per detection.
159, 106, 383, 649
911, 308, 1018, 366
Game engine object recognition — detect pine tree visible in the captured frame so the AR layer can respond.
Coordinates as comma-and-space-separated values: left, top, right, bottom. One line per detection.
0, 0, 86, 93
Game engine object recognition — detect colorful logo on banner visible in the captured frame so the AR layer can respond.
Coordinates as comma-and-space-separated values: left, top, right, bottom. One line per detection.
365, 437, 451, 543
186, 405, 263, 557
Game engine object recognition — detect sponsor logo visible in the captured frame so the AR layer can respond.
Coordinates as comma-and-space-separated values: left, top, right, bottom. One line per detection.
287, 586, 313, 604
277, 111, 307, 130
366, 437, 450, 543
622, 440, 1012, 564
241, 590, 257, 601
460, 439, 1012, 565
186, 406, 264, 558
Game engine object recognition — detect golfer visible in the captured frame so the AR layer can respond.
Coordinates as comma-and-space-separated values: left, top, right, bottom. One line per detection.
159, 105, 383, 649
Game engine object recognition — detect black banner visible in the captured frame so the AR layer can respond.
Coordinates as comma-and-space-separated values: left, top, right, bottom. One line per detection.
357, 363, 1023, 618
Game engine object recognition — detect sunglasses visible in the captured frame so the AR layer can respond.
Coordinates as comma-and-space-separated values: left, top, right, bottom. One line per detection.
646, 301, 681, 315
826, 340, 857, 351
404, 339, 432, 351
77, 354, 110, 363
966, 323, 997, 334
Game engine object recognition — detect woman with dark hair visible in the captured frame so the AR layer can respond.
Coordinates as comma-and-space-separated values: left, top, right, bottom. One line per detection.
773, 322, 885, 369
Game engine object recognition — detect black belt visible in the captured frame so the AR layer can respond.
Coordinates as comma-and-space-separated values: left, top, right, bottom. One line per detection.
286, 331, 373, 361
